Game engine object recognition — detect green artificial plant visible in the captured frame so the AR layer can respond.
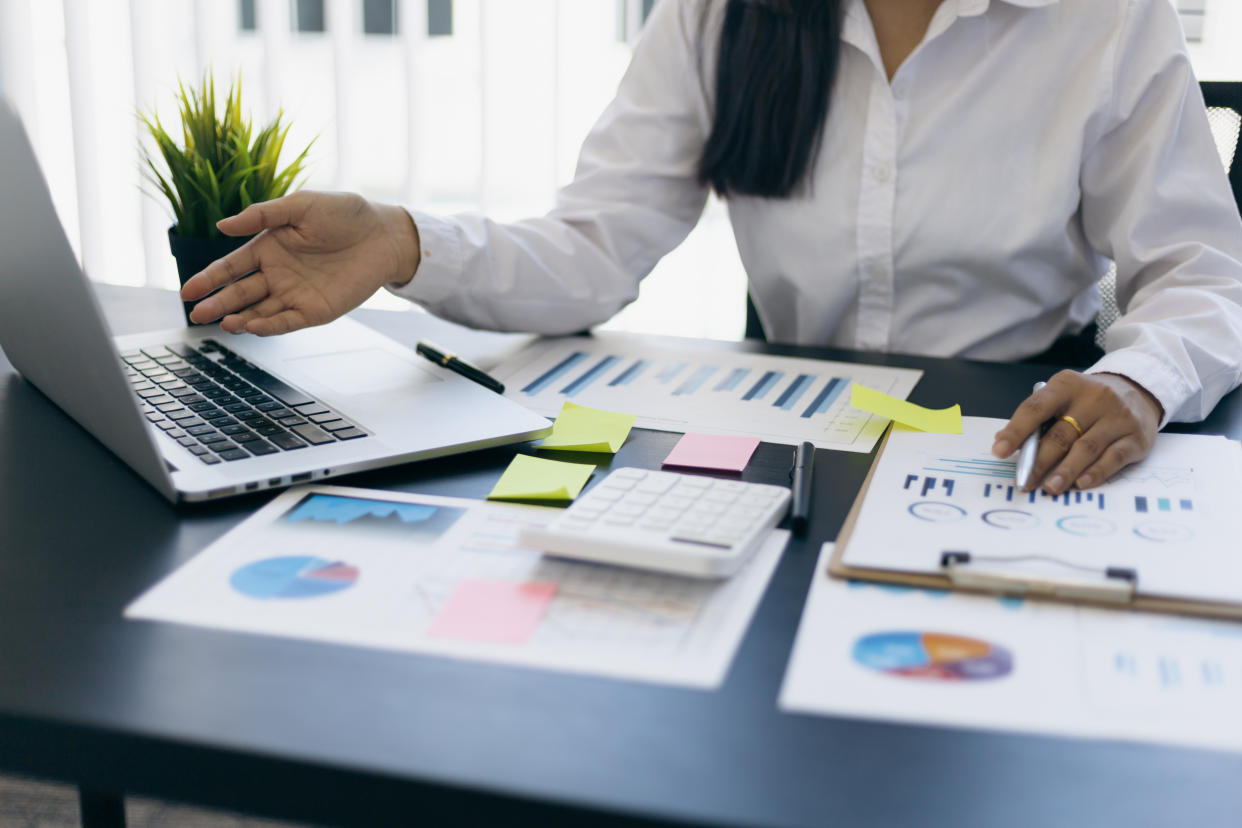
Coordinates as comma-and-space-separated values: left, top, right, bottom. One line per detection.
140, 75, 312, 239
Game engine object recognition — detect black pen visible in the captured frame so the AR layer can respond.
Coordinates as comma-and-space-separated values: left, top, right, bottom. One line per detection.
790, 441, 815, 535
415, 341, 505, 394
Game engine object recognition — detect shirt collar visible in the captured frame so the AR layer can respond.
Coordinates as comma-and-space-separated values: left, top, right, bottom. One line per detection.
957, 0, 1060, 14
843, 0, 1060, 47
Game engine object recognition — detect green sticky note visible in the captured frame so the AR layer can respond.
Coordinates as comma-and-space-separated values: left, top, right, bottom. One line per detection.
849, 384, 963, 434
537, 401, 636, 453
487, 454, 595, 502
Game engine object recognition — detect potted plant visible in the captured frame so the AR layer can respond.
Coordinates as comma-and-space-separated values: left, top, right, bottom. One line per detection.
140, 75, 312, 324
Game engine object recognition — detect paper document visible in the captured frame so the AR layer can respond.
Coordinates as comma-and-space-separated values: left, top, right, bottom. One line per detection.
492, 333, 923, 453
126, 485, 788, 688
840, 417, 1242, 606
781, 544, 1242, 754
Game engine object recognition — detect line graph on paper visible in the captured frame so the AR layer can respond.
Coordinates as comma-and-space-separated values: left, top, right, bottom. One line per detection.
1108, 466, 1195, 489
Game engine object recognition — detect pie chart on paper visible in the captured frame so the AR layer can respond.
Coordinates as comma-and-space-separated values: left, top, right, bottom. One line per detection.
852, 631, 1013, 681
230, 556, 359, 599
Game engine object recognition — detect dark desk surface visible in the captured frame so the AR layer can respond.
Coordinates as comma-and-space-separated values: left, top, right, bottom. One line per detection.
3, 285, 1242, 827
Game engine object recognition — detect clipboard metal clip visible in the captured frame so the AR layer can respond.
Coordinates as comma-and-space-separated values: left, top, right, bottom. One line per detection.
939, 551, 1138, 604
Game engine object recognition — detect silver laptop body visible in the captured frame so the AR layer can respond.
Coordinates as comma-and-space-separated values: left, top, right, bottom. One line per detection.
0, 100, 552, 502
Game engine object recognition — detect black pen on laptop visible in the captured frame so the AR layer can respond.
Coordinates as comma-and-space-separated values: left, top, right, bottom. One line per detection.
415, 341, 506, 394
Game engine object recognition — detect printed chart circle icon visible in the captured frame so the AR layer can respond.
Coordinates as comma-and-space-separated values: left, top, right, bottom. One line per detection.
1133, 521, 1195, 543
230, 556, 359, 599
907, 502, 967, 523
852, 631, 1013, 681
1057, 515, 1116, 537
981, 509, 1040, 530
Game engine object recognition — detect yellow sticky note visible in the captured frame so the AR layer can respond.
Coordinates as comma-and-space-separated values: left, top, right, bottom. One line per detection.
487, 454, 595, 502
849, 384, 963, 434
537, 401, 636, 453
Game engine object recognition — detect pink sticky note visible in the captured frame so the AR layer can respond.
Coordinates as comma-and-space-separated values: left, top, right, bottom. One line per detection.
428, 579, 558, 645
662, 432, 762, 473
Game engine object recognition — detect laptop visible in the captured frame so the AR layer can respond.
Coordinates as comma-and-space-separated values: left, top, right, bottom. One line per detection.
0, 100, 552, 502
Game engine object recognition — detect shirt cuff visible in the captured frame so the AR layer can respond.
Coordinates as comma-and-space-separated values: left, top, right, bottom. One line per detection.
1085, 348, 1194, 430
385, 210, 465, 307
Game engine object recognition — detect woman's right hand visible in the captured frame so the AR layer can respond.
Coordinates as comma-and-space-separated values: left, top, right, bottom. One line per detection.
180, 191, 420, 336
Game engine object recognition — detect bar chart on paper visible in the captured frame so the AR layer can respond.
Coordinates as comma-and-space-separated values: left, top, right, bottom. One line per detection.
493, 334, 923, 452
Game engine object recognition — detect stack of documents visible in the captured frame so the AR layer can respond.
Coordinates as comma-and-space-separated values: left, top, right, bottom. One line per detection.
834, 417, 1242, 616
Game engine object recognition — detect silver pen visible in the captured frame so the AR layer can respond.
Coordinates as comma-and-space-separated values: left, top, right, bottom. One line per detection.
1014, 381, 1047, 489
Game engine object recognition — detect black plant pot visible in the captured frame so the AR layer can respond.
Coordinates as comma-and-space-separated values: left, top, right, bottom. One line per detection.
167, 226, 254, 325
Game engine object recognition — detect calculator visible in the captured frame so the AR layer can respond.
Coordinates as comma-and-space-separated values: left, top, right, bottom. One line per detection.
518, 467, 791, 578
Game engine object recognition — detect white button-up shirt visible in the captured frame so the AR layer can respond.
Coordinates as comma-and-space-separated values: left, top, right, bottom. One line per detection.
392, 0, 1242, 425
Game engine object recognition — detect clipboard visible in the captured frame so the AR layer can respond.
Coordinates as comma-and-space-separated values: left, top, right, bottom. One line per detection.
828, 422, 1242, 621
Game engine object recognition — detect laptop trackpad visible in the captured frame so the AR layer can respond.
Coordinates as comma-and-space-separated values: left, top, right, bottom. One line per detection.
284, 348, 440, 395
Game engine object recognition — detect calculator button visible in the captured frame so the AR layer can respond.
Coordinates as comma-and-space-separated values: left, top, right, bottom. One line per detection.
612, 468, 646, 480
670, 534, 732, 550
663, 495, 695, 511
703, 490, 739, 504
677, 475, 711, 489
624, 492, 658, 507
636, 474, 679, 494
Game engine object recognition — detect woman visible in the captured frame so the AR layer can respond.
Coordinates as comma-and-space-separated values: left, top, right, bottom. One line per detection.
180, 0, 1242, 493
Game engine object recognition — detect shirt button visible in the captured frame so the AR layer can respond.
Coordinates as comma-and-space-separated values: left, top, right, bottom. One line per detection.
892, 81, 909, 99
865, 263, 885, 280
873, 164, 893, 183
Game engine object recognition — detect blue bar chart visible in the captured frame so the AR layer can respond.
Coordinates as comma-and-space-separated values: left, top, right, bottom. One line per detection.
494, 333, 924, 452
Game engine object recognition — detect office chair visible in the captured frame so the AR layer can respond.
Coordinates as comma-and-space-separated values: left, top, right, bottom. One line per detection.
742, 81, 1242, 343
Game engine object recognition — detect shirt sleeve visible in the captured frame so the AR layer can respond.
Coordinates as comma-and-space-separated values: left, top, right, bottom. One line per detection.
1080, 0, 1242, 425
387, 0, 713, 335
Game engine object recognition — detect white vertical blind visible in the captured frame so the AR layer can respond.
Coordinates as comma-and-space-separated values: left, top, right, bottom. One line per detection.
2, 0, 753, 339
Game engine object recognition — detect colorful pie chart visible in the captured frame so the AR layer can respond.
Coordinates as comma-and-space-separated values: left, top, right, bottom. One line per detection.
230, 556, 359, 599
852, 631, 1013, 681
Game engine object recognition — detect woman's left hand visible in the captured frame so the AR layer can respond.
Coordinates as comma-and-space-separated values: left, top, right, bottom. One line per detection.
991, 371, 1164, 493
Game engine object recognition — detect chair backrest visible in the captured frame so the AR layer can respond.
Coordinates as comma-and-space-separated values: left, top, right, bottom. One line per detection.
1096, 80, 1242, 344
1201, 81, 1242, 213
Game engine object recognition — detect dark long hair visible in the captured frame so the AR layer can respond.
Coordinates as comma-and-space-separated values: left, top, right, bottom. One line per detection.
697, 0, 843, 199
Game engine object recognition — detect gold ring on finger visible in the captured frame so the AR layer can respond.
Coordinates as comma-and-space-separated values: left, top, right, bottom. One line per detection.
1060, 414, 1084, 437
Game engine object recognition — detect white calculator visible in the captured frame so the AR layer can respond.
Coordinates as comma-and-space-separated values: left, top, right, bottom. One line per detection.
518, 467, 791, 578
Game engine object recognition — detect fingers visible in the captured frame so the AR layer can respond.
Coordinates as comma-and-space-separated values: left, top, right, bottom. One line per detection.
218, 294, 285, 333
218, 297, 309, 336
189, 271, 271, 324
992, 373, 1074, 458
1073, 437, 1145, 491
243, 309, 310, 337
1029, 416, 1124, 494
216, 193, 308, 237
181, 242, 260, 304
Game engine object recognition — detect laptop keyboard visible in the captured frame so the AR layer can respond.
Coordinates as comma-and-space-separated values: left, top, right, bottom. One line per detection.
121, 338, 368, 465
